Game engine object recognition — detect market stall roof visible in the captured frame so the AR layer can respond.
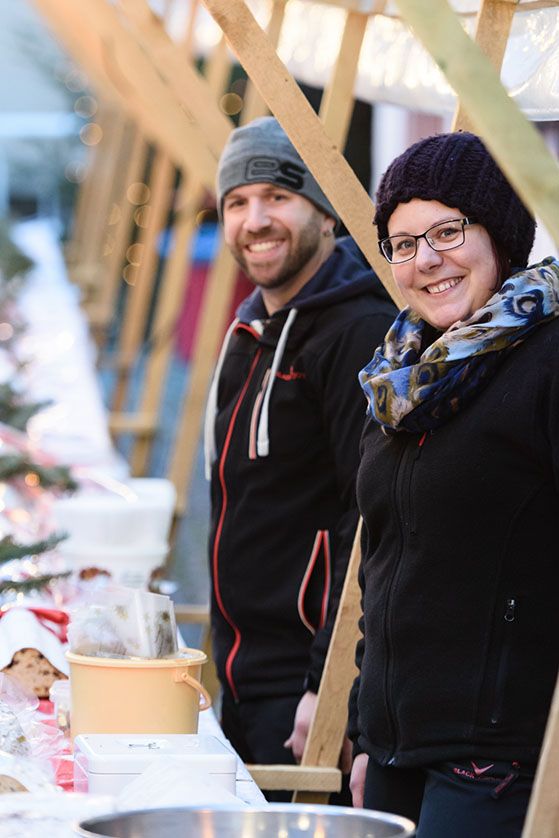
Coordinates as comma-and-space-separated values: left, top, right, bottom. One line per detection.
171, 0, 559, 119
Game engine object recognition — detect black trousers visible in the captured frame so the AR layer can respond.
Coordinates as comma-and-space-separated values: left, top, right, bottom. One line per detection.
220, 690, 300, 766
220, 690, 352, 805
364, 756, 535, 838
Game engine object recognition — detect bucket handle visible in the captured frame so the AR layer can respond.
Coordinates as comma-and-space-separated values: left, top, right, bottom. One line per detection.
173, 670, 212, 711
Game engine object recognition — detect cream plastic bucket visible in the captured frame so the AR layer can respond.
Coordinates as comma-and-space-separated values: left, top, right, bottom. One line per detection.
66, 648, 211, 739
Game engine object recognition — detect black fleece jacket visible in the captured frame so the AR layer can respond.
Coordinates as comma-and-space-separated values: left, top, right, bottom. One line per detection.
350, 316, 559, 768
208, 237, 397, 702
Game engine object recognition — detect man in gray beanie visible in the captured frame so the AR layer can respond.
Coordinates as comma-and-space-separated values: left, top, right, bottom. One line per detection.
206, 116, 396, 795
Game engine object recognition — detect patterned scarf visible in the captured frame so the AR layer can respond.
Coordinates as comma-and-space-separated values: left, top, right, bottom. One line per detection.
360, 258, 559, 433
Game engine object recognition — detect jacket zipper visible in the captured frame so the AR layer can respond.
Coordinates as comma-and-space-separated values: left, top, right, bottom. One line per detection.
490, 597, 516, 727
409, 431, 427, 535
385, 432, 428, 764
212, 348, 263, 701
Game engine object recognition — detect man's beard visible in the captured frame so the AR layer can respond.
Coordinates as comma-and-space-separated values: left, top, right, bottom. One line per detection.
233, 215, 323, 290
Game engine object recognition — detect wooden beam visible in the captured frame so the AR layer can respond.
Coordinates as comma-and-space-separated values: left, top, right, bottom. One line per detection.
117, 0, 233, 158
111, 154, 176, 412
291, 519, 363, 803
319, 10, 368, 150
174, 603, 211, 624
522, 674, 559, 836
167, 241, 239, 515
452, 0, 518, 132
239, 0, 287, 125
70, 111, 130, 295
129, 181, 206, 475
86, 129, 150, 342
33, 0, 120, 108
395, 0, 559, 251
246, 764, 341, 793
200, 0, 402, 307
65, 101, 118, 274
35, 0, 217, 190
204, 34, 232, 96
308, 0, 385, 12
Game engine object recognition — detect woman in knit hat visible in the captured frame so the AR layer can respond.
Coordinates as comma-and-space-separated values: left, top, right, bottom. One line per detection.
348, 131, 559, 837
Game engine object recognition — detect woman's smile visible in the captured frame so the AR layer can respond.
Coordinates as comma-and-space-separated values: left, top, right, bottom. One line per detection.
389, 199, 498, 330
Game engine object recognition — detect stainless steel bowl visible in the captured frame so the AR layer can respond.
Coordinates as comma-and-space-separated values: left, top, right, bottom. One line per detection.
76, 804, 416, 837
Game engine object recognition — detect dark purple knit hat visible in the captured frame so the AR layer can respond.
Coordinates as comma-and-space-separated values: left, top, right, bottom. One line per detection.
374, 131, 536, 268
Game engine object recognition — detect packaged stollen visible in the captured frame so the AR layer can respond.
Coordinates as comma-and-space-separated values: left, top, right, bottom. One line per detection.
0, 607, 69, 699
67, 586, 178, 659
0, 672, 64, 793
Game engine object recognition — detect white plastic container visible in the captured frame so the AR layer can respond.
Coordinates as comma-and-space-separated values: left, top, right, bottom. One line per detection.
57, 542, 169, 588
52, 478, 176, 549
73, 734, 237, 796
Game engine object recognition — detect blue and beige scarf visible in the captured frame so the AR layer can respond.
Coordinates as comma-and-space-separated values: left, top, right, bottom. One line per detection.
360, 258, 559, 433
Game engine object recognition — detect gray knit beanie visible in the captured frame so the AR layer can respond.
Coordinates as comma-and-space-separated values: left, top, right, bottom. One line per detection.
374, 131, 535, 269
217, 116, 338, 222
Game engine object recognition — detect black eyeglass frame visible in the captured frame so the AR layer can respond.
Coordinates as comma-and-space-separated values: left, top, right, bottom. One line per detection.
378, 217, 477, 264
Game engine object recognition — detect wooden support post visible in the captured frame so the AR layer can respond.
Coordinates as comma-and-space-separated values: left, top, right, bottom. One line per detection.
294, 519, 362, 803
87, 130, 151, 342
522, 673, 559, 837
204, 34, 231, 98
107, 0, 240, 472
183, 0, 201, 58
111, 154, 176, 412
199, 0, 401, 306
117, 0, 232, 161
65, 102, 109, 272
319, 10, 368, 150
128, 181, 206, 475
167, 241, 239, 516
395, 0, 559, 251
452, 0, 518, 132
70, 110, 130, 298
32, 0, 122, 114
37, 0, 218, 190
239, 0, 287, 125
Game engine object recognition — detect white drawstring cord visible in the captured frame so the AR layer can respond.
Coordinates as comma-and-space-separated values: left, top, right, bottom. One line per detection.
256, 307, 298, 457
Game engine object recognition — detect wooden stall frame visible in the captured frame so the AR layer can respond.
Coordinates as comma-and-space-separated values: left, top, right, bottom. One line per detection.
35, 0, 559, 816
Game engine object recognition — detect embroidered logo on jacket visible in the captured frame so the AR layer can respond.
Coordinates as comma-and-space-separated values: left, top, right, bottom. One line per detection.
276, 366, 306, 381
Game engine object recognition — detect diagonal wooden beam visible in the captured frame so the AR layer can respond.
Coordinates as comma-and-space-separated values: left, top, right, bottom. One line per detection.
117, 0, 233, 158
33, 0, 217, 190
452, 0, 518, 131
200, 0, 402, 307
80, 0, 220, 185
395, 0, 559, 250
32, 0, 120, 107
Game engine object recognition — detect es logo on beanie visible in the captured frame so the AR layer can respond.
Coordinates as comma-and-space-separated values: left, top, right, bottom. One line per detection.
245, 157, 306, 192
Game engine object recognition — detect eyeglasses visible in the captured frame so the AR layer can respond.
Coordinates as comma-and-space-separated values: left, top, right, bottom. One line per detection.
379, 217, 476, 264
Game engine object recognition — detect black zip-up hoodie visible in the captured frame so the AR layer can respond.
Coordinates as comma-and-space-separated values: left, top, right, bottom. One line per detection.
349, 316, 559, 768
205, 237, 397, 701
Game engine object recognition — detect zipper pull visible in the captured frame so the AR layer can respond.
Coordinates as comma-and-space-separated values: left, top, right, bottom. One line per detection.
413, 430, 428, 462
504, 598, 516, 622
